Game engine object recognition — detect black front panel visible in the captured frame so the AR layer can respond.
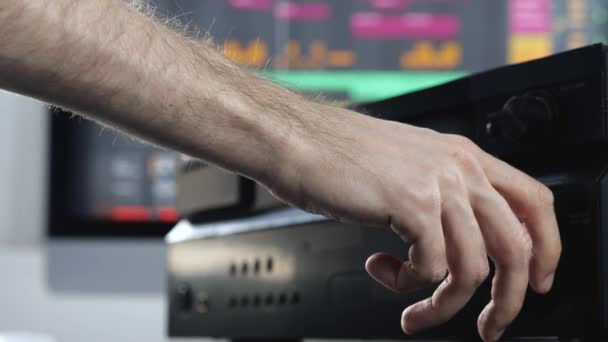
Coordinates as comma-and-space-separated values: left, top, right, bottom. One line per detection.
167, 167, 607, 340
167, 223, 408, 339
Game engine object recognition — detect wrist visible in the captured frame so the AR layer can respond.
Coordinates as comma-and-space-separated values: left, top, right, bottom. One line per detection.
261, 99, 356, 191
196, 73, 315, 185
248, 87, 315, 186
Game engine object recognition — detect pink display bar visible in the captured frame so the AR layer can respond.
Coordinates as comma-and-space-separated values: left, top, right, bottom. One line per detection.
351, 13, 460, 39
229, 0, 272, 11
509, 0, 551, 33
369, 0, 409, 10
274, 2, 331, 21
368, 0, 462, 10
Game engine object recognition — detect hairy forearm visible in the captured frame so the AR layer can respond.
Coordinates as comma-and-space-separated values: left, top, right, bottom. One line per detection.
0, 0, 315, 181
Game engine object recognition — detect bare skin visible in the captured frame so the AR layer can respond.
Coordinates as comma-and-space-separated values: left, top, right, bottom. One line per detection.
0, 1, 561, 341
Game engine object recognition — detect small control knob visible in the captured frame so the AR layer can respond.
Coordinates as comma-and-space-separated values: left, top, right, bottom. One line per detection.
486, 90, 557, 143
175, 283, 193, 312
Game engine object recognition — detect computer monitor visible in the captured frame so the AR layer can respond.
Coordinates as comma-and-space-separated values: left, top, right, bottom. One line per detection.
48, 109, 178, 237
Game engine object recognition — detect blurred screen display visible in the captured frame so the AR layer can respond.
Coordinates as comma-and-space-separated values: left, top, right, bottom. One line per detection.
68, 121, 179, 223
69, 0, 607, 224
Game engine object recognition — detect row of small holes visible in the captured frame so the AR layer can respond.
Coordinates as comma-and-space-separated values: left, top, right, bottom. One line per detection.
229, 257, 273, 276
228, 292, 300, 308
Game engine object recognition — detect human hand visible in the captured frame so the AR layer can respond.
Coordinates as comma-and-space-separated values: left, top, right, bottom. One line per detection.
263, 105, 561, 342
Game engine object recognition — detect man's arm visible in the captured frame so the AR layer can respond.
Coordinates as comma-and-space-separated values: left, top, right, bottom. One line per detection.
0, 0, 307, 181
0, 1, 561, 341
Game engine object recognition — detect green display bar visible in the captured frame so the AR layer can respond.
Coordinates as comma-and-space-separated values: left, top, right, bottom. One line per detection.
261, 71, 466, 102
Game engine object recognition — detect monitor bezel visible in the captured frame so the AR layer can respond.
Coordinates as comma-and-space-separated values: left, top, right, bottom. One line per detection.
47, 107, 175, 238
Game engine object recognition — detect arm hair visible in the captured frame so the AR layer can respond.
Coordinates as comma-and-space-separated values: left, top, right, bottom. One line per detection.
0, 0, 321, 181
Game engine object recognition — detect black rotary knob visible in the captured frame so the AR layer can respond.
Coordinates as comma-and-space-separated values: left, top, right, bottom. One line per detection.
486, 90, 557, 143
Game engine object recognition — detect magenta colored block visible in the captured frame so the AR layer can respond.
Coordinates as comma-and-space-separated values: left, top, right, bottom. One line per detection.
509, 0, 551, 33
369, 0, 410, 10
274, 2, 331, 21
368, 0, 462, 10
229, 0, 272, 11
351, 12, 461, 39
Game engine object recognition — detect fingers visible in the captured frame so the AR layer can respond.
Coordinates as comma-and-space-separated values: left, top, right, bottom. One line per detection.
473, 189, 532, 342
478, 152, 561, 293
365, 134, 560, 342
402, 191, 489, 335
365, 230, 447, 294
366, 209, 448, 293
365, 253, 422, 293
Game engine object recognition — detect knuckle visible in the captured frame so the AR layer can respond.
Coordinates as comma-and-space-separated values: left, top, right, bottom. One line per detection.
520, 230, 534, 257
531, 181, 555, 207
409, 183, 441, 214
498, 231, 533, 267
417, 265, 447, 284
447, 147, 484, 178
387, 184, 439, 231
469, 263, 491, 287
438, 166, 465, 190
515, 226, 532, 257
448, 134, 477, 151
469, 186, 495, 206
544, 240, 562, 265
450, 147, 475, 167
415, 255, 447, 283
454, 260, 490, 288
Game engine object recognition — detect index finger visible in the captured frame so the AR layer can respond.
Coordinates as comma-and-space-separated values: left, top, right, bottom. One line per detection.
478, 151, 561, 293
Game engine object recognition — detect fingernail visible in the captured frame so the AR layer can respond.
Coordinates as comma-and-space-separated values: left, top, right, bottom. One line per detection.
543, 273, 555, 292
401, 307, 414, 335
493, 329, 505, 341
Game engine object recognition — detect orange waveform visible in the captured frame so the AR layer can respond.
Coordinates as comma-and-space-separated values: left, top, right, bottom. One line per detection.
273, 40, 356, 69
224, 40, 269, 67
328, 51, 356, 67
400, 41, 461, 69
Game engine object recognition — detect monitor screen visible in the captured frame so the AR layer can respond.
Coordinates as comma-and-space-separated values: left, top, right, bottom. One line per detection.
49, 0, 608, 236
67, 120, 178, 223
